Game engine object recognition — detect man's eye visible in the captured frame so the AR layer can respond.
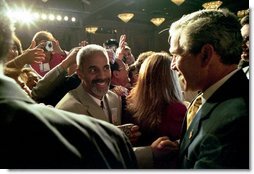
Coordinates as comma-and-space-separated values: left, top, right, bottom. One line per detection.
89, 68, 96, 73
104, 66, 110, 71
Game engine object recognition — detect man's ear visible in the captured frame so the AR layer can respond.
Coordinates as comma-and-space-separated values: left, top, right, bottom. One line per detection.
77, 68, 84, 80
200, 44, 214, 66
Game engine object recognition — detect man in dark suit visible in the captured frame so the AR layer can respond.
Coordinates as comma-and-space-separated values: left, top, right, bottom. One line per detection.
159, 9, 249, 168
0, 13, 137, 169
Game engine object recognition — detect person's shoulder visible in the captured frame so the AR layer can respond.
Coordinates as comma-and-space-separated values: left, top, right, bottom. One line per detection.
3, 100, 126, 144
1, 100, 61, 124
55, 94, 85, 113
58, 84, 85, 103
168, 101, 187, 111
15, 101, 117, 129
107, 89, 119, 99
56, 91, 76, 105
164, 102, 187, 117
50, 106, 126, 138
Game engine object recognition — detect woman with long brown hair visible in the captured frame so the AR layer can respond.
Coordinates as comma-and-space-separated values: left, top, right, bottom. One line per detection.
126, 52, 186, 146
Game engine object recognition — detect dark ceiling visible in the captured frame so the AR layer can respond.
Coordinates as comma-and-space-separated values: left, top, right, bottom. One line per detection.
3, 0, 249, 28
1, 0, 249, 54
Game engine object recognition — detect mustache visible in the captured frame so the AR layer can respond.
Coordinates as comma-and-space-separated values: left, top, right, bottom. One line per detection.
92, 78, 110, 84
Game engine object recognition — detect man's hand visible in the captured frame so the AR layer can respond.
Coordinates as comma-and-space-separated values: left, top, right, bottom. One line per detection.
151, 136, 179, 161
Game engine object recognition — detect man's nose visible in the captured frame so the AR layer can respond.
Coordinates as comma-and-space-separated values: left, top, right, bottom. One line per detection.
97, 70, 106, 79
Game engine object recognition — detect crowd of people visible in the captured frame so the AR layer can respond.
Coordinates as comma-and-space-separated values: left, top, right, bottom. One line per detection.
0, 6, 249, 169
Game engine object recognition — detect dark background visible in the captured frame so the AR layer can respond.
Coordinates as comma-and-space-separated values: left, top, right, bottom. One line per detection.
2, 0, 249, 57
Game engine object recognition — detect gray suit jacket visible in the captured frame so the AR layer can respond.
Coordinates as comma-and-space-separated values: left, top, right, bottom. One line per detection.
179, 70, 249, 169
0, 75, 137, 168
31, 65, 81, 106
56, 84, 122, 125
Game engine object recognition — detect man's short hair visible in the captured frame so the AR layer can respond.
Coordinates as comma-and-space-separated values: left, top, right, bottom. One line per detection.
76, 44, 109, 70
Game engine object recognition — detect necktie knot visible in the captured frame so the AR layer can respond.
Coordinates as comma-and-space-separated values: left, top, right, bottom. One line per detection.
193, 97, 202, 107
186, 94, 203, 129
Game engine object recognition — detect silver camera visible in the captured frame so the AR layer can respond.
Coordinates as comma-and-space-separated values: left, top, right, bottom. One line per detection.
44, 41, 53, 52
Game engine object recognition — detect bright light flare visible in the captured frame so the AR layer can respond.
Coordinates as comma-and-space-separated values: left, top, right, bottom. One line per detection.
56, 15, 62, 21
33, 13, 40, 20
41, 13, 47, 20
7, 9, 35, 24
49, 14, 55, 21
64, 16, 69, 21
71, 17, 76, 22
5, 7, 77, 25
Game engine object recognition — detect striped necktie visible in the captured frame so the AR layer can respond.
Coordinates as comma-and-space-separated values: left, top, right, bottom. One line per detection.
186, 94, 203, 129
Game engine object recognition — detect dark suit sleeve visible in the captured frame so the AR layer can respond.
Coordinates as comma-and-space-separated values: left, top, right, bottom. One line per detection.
192, 101, 249, 169
0, 101, 137, 169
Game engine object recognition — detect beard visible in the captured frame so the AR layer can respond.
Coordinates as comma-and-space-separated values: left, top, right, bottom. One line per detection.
90, 78, 110, 98
91, 85, 109, 98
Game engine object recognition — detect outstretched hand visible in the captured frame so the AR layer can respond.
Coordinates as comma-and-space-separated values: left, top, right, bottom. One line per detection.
60, 46, 81, 70
151, 136, 179, 151
151, 136, 179, 161
115, 34, 127, 60
22, 41, 45, 64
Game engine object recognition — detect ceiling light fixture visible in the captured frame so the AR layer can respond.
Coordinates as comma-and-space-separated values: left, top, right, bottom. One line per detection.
85, 27, 98, 34
117, 13, 134, 23
171, 0, 185, 6
202, 1, 223, 9
150, 17, 165, 26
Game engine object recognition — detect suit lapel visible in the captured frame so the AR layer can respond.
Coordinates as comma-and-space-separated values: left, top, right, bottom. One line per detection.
180, 102, 218, 157
104, 94, 112, 123
76, 85, 109, 122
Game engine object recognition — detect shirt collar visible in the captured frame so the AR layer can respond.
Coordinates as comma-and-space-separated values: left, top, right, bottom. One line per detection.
88, 93, 104, 107
202, 68, 240, 102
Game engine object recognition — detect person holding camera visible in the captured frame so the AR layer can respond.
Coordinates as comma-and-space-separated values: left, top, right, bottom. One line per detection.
30, 30, 67, 77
